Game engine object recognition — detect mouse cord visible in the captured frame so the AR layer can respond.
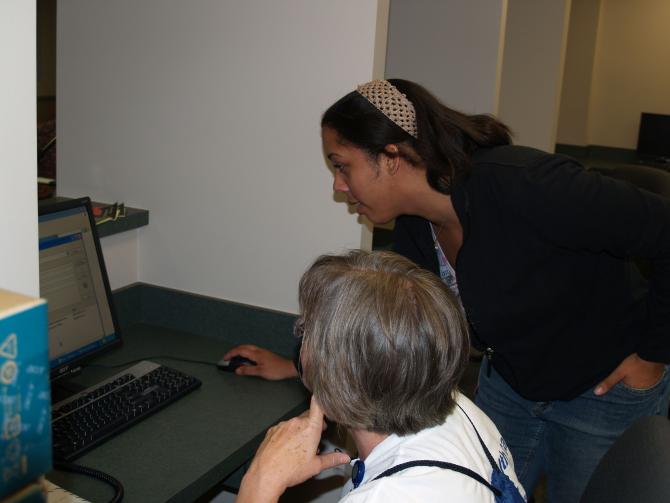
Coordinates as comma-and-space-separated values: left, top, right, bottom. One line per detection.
53, 461, 124, 503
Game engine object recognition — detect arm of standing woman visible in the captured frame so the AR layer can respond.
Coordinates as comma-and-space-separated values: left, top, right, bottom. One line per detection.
513, 156, 670, 394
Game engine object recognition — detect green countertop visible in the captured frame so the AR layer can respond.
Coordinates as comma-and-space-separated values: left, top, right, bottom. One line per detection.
46, 322, 309, 503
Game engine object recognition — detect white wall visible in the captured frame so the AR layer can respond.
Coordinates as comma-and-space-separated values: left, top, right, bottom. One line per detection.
498, 0, 572, 151
100, 232, 140, 291
385, 0, 507, 114
57, 0, 384, 313
1, 1, 39, 297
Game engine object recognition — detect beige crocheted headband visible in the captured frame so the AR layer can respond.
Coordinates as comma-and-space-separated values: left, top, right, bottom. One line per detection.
356, 80, 418, 138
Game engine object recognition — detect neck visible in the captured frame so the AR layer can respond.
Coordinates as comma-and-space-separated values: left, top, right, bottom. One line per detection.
394, 164, 460, 228
350, 429, 389, 461
410, 185, 459, 229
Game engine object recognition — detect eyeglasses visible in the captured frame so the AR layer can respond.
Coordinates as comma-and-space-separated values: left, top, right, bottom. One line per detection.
293, 318, 304, 338
293, 318, 305, 380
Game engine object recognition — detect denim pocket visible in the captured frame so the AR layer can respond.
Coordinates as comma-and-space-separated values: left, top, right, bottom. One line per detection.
616, 365, 669, 394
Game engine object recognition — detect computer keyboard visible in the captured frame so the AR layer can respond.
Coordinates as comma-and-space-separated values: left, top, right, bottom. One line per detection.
51, 361, 201, 461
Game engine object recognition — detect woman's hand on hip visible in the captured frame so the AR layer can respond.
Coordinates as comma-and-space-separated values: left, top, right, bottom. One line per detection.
594, 353, 665, 395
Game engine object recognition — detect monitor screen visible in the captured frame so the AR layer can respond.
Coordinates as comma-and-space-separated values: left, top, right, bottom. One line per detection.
38, 198, 122, 381
637, 112, 670, 160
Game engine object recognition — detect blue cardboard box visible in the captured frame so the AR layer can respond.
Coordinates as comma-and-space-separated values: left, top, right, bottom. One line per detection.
0, 290, 50, 499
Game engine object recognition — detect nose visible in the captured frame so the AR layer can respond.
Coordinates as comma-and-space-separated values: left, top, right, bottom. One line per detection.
333, 170, 349, 193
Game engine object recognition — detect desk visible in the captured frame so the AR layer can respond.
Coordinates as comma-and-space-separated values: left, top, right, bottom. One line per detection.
46, 323, 309, 502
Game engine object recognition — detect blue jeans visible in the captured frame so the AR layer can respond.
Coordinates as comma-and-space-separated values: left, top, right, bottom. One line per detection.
475, 362, 670, 503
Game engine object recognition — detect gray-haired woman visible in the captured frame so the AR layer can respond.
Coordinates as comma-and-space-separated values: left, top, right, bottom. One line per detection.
236, 251, 524, 503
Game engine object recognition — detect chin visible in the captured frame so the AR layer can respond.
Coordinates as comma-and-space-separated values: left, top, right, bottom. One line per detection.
356, 205, 395, 225
367, 214, 395, 225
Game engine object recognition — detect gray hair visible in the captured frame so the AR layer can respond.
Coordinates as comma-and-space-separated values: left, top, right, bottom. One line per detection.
298, 250, 469, 435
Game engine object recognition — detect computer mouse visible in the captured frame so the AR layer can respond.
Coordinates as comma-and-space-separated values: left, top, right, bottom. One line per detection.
217, 355, 257, 372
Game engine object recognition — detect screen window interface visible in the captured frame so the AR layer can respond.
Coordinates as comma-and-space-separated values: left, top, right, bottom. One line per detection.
39, 207, 118, 369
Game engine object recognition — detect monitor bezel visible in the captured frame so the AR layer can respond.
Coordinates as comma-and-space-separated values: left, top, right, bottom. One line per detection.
39, 197, 123, 382
636, 112, 670, 161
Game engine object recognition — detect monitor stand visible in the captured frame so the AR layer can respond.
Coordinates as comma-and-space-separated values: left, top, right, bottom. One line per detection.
51, 368, 87, 404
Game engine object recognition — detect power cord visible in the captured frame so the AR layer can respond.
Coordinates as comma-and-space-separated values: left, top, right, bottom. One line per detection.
53, 461, 124, 503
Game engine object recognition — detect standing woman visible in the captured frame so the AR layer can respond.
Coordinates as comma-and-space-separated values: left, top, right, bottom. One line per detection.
225, 79, 670, 502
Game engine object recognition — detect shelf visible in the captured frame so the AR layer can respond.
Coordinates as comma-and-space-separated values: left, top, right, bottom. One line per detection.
39, 197, 149, 238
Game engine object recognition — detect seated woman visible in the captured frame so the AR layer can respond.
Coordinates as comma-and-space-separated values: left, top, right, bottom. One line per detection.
237, 251, 524, 502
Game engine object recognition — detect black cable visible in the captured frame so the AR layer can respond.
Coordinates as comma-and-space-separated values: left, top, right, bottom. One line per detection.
84, 355, 217, 369
53, 461, 124, 503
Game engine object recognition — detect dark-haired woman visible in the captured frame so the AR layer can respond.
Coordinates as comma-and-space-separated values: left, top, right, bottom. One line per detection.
225, 79, 670, 503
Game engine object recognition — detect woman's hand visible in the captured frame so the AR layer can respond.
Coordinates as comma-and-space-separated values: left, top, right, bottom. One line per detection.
594, 353, 665, 395
236, 397, 351, 503
222, 344, 298, 380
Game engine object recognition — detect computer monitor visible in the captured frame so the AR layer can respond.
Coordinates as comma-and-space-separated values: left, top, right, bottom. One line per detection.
637, 112, 670, 163
38, 197, 122, 383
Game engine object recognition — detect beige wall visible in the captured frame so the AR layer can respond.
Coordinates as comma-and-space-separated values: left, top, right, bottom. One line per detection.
385, 0, 507, 115
385, 0, 573, 153
588, 0, 670, 148
497, 0, 572, 152
557, 0, 670, 149
556, 0, 600, 146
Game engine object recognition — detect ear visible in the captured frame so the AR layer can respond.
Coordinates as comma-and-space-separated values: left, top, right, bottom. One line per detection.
379, 144, 401, 175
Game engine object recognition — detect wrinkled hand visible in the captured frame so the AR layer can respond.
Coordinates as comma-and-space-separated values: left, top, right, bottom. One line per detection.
236, 397, 351, 503
594, 353, 665, 395
223, 344, 298, 380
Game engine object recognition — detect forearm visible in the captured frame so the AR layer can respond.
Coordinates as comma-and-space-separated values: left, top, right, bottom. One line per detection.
235, 398, 350, 502
237, 467, 284, 503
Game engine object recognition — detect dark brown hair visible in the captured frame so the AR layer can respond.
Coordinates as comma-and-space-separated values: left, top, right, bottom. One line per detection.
321, 79, 512, 193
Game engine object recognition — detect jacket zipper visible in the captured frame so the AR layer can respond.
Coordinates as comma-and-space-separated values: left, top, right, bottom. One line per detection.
485, 347, 494, 377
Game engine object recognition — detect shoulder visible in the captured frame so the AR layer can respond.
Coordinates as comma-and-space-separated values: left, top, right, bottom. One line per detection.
453, 394, 524, 496
470, 145, 583, 182
461, 145, 595, 214
473, 144, 561, 167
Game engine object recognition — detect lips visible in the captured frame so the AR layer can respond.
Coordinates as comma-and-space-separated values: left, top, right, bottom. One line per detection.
345, 196, 366, 214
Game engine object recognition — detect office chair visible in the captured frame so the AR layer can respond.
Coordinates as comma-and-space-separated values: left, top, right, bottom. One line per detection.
580, 415, 670, 503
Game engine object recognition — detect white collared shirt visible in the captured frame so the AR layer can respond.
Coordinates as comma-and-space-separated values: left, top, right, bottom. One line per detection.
339, 393, 525, 502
